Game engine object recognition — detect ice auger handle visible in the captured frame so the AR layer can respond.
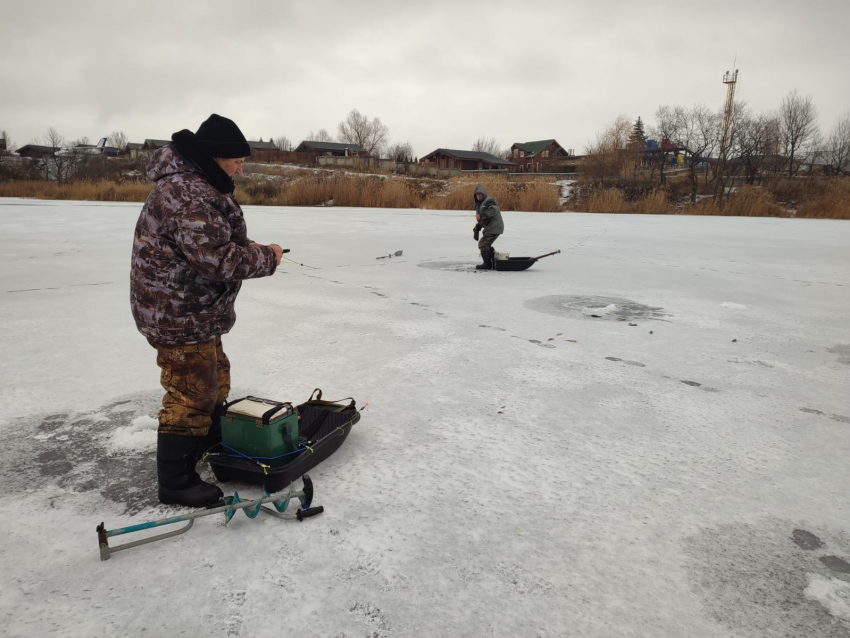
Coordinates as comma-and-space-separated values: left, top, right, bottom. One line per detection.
301, 474, 314, 508
296, 506, 324, 521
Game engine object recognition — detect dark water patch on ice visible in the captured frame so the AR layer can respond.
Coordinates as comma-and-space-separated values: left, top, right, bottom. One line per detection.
821, 556, 850, 574
793, 529, 824, 550
828, 344, 850, 365
801, 407, 826, 416
417, 261, 481, 273
524, 295, 668, 321
681, 380, 702, 387
0, 391, 168, 514
684, 520, 850, 637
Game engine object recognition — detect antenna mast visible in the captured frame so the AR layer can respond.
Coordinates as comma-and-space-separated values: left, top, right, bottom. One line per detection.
715, 67, 739, 194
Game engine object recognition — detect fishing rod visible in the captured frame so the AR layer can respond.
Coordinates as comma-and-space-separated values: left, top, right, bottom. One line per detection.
275, 249, 320, 270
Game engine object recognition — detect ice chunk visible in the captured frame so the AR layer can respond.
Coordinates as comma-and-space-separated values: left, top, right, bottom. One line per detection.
111, 415, 158, 452
581, 303, 618, 316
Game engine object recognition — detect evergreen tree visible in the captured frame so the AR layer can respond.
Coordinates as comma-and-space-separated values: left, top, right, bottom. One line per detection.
628, 117, 647, 148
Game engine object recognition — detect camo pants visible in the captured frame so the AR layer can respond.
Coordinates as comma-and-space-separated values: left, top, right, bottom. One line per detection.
148, 336, 230, 436
478, 234, 499, 252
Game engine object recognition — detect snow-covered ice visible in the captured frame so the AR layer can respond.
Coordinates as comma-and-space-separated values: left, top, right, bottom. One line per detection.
1, 198, 849, 637
805, 574, 850, 622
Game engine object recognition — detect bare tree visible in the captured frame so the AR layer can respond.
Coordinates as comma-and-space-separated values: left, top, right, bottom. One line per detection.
336, 109, 389, 158
40, 127, 81, 185
584, 115, 632, 187
41, 127, 64, 182
386, 142, 414, 162
731, 107, 781, 184
798, 128, 824, 179
472, 136, 503, 157
306, 129, 334, 143
107, 131, 128, 150
674, 104, 721, 203
650, 106, 680, 186
779, 89, 818, 178
273, 136, 293, 151
825, 111, 850, 174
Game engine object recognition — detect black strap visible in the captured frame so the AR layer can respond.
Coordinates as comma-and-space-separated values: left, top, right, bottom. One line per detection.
298, 408, 331, 441
306, 388, 356, 412
280, 422, 296, 451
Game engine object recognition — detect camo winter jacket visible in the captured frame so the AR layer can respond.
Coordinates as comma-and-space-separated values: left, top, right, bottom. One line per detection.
130, 145, 276, 345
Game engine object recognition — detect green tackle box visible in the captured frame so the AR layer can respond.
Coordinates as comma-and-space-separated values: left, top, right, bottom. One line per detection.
222, 396, 300, 467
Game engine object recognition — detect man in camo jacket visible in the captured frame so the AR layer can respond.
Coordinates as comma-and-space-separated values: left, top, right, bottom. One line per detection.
130, 114, 283, 507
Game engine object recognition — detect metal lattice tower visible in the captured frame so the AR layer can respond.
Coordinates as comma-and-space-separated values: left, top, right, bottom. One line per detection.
715, 69, 739, 189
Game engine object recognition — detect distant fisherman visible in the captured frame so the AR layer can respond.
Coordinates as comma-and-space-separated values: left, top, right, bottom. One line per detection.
130, 114, 283, 507
472, 185, 504, 270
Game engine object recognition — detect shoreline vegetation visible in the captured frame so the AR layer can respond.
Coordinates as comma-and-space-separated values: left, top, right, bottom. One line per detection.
0, 166, 847, 219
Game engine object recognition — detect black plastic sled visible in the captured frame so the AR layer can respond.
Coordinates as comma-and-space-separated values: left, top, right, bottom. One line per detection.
493, 250, 560, 271
208, 394, 359, 493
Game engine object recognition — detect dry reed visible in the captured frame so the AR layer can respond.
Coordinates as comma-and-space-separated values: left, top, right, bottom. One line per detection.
795, 180, 850, 219
634, 189, 670, 215
585, 188, 633, 213
4, 173, 848, 219
0, 180, 152, 202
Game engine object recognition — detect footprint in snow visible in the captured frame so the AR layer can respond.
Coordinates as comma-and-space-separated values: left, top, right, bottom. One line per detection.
800, 407, 850, 423
605, 357, 646, 367
511, 336, 556, 348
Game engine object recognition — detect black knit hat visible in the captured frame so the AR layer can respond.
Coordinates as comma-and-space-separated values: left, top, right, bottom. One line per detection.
195, 114, 251, 158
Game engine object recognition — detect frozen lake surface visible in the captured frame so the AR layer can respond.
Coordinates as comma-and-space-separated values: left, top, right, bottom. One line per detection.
1, 198, 849, 637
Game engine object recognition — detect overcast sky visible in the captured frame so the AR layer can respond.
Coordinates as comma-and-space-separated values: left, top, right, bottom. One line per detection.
1, 1, 848, 156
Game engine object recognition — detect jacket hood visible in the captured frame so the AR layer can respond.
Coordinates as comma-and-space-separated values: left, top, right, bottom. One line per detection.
474, 185, 488, 198
146, 131, 236, 194
146, 145, 193, 183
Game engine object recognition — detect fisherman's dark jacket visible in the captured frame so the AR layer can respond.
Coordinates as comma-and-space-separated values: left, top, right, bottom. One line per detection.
474, 185, 505, 236
130, 145, 276, 345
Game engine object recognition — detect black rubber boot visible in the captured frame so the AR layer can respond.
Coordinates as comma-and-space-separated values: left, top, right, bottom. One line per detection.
476, 249, 493, 270
157, 433, 224, 507
203, 404, 225, 452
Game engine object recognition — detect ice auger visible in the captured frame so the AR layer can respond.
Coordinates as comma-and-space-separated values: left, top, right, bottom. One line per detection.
96, 475, 322, 561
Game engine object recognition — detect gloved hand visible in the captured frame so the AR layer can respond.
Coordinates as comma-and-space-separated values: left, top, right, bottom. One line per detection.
473, 226, 480, 241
